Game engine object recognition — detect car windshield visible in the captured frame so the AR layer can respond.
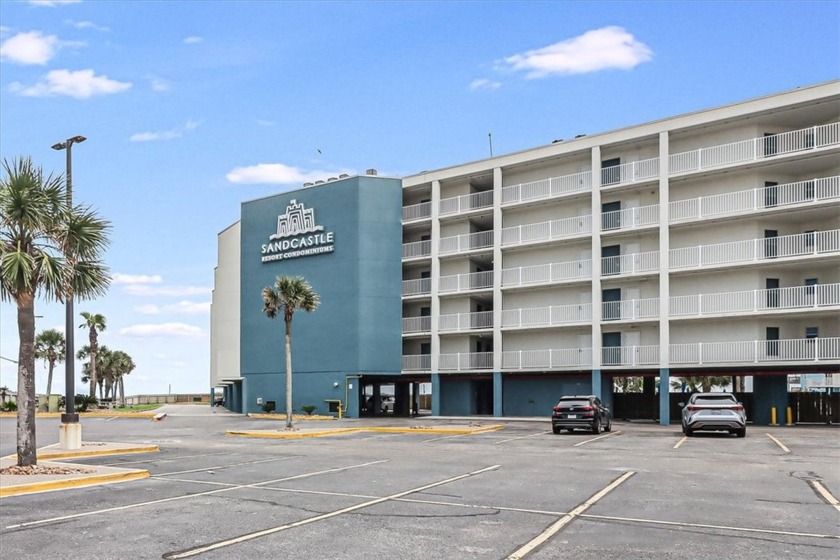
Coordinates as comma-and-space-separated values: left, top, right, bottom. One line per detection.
693, 395, 736, 405
558, 399, 590, 407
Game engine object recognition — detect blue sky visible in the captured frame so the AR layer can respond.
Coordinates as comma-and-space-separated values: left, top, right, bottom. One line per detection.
1, 0, 838, 396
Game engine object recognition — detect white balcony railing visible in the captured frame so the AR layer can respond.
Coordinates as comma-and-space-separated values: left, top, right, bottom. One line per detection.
438, 270, 494, 294
402, 354, 431, 371
439, 311, 494, 332
601, 345, 661, 366
601, 251, 660, 277
670, 176, 840, 223
402, 239, 431, 260
601, 204, 660, 232
502, 347, 593, 369
502, 258, 592, 288
601, 298, 660, 321
502, 303, 592, 329
670, 229, 840, 270
601, 157, 660, 187
402, 316, 431, 334
439, 190, 493, 217
671, 283, 840, 317
402, 277, 431, 297
502, 214, 592, 247
438, 352, 494, 371
669, 122, 840, 175
439, 231, 493, 255
671, 337, 840, 365
501, 170, 592, 206
402, 201, 432, 222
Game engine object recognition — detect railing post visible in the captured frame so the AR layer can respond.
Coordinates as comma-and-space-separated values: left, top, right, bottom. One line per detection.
697, 148, 702, 170
697, 196, 702, 219
754, 340, 759, 363
698, 293, 702, 316
753, 289, 758, 312
698, 342, 703, 365
815, 339, 820, 362
753, 137, 758, 160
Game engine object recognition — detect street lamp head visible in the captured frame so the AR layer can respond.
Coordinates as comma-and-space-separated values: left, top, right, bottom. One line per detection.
51, 136, 86, 151
70, 135, 87, 144
51, 142, 67, 151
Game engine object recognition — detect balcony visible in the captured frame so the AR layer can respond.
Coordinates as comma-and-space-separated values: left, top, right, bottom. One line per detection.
402, 316, 431, 335
601, 297, 660, 321
501, 170, 592, 207
671, 337, 840, 365
402, 354, 431, 372
502, 303, 592, 329
402, 239, 431, 260
601, 157, 660, 188
601, 250, 660, 277
669, 122, 840, 176
502, 347, 593, 370
439, 190, 493, 217
502, 258, 592, 288
439, 231, 493, 256
439, 352, 493, 371
439, 311, 493, 333
438, 270, 493, 295
601, 345, 660, 367
670, 229, 840, 270
671, 283, 840, 318
402, 201, 432, 223
601, 204, 660, 232
670, 176, 840, 224
502, 214, 591, 248
402, 277, 431, 297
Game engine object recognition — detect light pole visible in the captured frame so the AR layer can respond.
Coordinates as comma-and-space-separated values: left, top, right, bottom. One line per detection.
52, 136, 86, 430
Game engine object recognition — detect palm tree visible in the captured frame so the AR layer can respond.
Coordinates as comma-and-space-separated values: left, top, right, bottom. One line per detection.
0, 156, 110, 466
79, 311, 106, 398
110, 350, 135, 407
671, 375, 732, 393
261, 276, 320, 429
34, 329, 65, 397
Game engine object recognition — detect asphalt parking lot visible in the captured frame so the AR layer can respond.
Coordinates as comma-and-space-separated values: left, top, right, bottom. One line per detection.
1, 411, 838, 560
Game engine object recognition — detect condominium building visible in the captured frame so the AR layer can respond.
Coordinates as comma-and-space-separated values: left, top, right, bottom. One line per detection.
400, 80, 839, 424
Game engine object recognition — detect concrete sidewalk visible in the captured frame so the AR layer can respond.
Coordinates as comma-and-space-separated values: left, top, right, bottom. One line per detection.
0, 441, 158, 498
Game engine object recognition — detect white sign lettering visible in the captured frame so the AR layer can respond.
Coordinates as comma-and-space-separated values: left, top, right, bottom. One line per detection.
261, 200, 335, 262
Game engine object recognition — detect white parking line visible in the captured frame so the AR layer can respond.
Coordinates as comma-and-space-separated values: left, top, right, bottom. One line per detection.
4, 459, 389, 530
494, 431, 551, 444
809, 480, 840, 513
766, 433, 791, 453
673, 436, 688, 449
422, 433, 469, 443
101, 451, 235, 466
155, 456, 295, 477
573, 431, 621, 447
162, 464, 501, 559
506, 471, 635, 559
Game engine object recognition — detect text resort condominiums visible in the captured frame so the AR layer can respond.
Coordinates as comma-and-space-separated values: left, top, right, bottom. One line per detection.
400, 81, 839, 424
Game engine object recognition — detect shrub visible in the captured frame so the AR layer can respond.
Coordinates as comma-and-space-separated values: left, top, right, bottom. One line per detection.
261, 401, 276, 413
1, 401, 17, 412
301, 405, 317, 416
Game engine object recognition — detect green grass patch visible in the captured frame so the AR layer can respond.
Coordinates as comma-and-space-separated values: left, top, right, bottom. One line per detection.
113, 403, 163, 412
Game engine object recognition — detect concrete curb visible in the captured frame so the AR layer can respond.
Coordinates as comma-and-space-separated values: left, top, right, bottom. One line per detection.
226, 424, 504, 439
37, 445, 160, 460
0, 468, 150, 498
0, 412, 159, 419
246, 413, 336, 421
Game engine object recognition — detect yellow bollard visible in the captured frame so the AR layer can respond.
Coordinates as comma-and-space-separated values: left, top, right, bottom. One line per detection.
786, 406, 793, 426
770, 406, 778, 426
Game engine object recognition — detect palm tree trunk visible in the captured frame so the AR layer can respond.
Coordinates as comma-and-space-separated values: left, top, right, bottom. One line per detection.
285, 316, 293, 429
16, 292, 37, 467
120, 378, 125, 407
89, 348, 97, 399
46, 362, 54, 396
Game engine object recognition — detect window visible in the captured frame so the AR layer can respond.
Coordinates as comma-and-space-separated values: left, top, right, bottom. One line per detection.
803, 180, 815, 201
601, 158, 621, 186
805, 278, 818, 296
805, 327, 819, 340
805, 230, 816, 249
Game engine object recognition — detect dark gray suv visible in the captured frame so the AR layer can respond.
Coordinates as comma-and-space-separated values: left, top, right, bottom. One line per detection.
551, 395, 612, 434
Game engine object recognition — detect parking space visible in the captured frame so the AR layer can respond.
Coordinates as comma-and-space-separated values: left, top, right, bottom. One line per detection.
1, 416, 838, 559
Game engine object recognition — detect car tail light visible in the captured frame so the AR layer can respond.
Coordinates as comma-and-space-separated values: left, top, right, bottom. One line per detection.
553, 406, 562, 412
731, 404, 744, 411
686, 405, 700, 411
580, 406, 594, 411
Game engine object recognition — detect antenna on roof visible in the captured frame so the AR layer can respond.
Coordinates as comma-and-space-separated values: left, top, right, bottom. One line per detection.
488, 132, 493, 157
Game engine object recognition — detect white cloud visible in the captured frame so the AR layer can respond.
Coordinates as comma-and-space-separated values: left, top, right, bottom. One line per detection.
149, 76, 170, 92
29, 0, 82, 6
9, 68, 131, 98
0, 31, 59, 65
226, 163, 354, 186
122, 284, 211, 297
183, 36, 204, 45
256, 119, 276, 127
130, 119, 200, 142
119, 323, 205, 338
499, 26, 652, 78
133, 301, 211, 315
469, 78, 501, 91
113, 273, 163, 285
68, 20, 110, 32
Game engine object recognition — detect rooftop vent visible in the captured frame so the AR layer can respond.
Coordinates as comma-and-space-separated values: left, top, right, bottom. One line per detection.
303, 182, 313, 187
366, 168, 378, 176
315, 180, 325, 185
575, 134, 587, 138
339, 173, 349, 178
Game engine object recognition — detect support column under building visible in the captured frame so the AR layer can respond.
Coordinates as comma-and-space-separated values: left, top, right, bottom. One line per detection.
591, 369, 602, 400
752, 375, 788, 425
493, 371, 503, 417
431, 373, 441, 416
659, 368, 670, 425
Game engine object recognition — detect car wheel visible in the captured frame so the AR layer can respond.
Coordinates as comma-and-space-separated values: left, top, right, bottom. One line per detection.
736, 428, 746, 438
566, 428, 575, 433
604, 417, 612, 432
592, 418, 601, 435
685, 426, 694, 437
552, 425, 561, 434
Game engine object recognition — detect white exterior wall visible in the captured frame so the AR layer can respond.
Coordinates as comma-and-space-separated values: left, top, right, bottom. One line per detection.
210, 221, 241, 387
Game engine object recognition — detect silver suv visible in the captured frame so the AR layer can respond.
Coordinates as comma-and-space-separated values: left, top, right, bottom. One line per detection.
680, 393, 746, 437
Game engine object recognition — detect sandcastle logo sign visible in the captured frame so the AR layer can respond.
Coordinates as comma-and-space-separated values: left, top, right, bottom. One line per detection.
261, 200, 335, 263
